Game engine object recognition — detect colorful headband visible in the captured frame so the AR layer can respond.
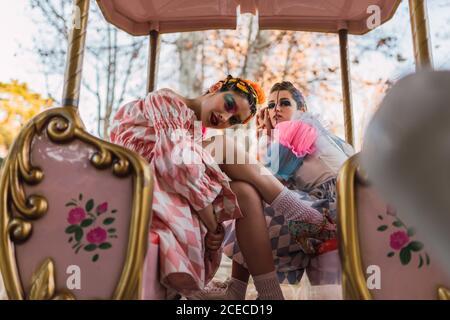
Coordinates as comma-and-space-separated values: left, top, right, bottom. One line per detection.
225, 77, 260, 104
221, 75, 265, 124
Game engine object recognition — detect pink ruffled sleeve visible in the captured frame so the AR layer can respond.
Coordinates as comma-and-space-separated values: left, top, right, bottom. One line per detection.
110, 99, 157, 159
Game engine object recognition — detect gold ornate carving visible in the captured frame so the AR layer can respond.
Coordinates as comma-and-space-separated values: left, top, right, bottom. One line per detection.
0, 106, 153, 299
7, 125, 47, 224
8, 217, 32, 243
337, 153, 372, 300
34, 109, 132, 177
28, 258, 56, 300
1, 0, 152, 300
52, 291, 76, 300
438, 287, 450, 300
28, 258, 76, 300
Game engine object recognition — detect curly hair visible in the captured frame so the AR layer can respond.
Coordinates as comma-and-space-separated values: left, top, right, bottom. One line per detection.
270, 81, 307, 111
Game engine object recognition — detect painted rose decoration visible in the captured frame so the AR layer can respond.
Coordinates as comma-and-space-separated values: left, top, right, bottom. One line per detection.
389, 231, 410, 250
65, 193, 118, 262
377, 210, 429, 268
67, 207, 86, 225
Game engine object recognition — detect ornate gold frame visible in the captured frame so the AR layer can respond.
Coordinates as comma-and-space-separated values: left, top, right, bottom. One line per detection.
0, 106, 153, 300
337, 154, 370, 300
337, 153, 449, 300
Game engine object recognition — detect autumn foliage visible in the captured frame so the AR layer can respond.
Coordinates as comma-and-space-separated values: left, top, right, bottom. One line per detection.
0, 81, 53, 157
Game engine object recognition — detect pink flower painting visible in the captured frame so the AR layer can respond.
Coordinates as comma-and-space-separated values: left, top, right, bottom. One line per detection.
65, 193, 118, 262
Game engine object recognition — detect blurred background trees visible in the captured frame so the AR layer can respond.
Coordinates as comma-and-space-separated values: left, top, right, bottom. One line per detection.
0, 80, 53, 158
27, 2, 406, 141
0, 0, 448, 156
29, 0, 148, 138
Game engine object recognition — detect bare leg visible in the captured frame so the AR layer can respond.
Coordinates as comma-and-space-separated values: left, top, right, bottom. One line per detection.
232, 260, 250, 283
188, 181, 282, 300
231, 181, 275, 276
204, 135, 333, 231
231, 181, 284, 300
205, 135, 283, 203
221, 162, 283, 204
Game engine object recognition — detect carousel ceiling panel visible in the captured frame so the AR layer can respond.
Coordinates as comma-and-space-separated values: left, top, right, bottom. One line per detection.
96, 0, 401, 36
257, 0, 401, 35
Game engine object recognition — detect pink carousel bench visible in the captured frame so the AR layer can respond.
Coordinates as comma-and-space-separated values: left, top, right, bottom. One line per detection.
337, 154, 450, 300
0, 107, 155, 300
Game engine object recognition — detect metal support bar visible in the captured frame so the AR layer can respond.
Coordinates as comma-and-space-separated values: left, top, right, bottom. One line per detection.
409, 0, 433, 70
62, 0, 90, 107
146, 30, 161, 93
339, 29, 354, 146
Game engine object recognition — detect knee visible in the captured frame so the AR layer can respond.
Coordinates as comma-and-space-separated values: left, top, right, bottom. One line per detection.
230, 181, 257, 197
230, 181, 261, 216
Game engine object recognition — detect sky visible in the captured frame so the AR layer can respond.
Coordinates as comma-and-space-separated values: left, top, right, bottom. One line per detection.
0, 0, 449, 148
0, 1, 45, 91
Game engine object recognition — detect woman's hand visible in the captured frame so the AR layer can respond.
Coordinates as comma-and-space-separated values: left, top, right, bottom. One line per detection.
197, 205, 218, 233
205, 223, 225, 252
256, 107, 274, 137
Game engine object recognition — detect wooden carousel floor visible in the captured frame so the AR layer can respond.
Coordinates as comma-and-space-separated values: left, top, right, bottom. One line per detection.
215, 255, 343, 300
0, 254, 343, 300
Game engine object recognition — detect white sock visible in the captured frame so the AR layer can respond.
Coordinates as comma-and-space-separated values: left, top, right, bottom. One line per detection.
188, 277, 248, 300
226, 278, 248, 300
253, 271, 284, 300
270, 187, 324, 224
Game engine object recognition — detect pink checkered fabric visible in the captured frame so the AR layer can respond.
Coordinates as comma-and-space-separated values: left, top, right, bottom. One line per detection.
110, 89, 242, 295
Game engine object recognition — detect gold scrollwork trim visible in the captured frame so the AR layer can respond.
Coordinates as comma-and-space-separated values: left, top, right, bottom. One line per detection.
28, 258, 76, 300
438, 286, 450, 300
6, 122, 48, 224
0, 106, 153, 299
8, 217, 32, 243
337, 153, 372, 300
34, 108, 131, 177
28, 258, 56, 300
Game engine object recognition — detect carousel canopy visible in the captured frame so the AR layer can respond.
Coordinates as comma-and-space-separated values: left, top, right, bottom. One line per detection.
96, 0, 401, 36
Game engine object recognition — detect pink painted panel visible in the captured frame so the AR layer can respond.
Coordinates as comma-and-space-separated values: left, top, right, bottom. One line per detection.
14, 133, 135, 299
356, 184, 450, 299
96, 0, 400, 35
257, 0, 399, 34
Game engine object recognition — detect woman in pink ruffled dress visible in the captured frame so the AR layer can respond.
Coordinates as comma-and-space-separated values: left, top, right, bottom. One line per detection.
110, 76, 333, 299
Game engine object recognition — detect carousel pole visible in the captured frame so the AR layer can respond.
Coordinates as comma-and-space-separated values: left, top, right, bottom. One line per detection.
339, 28, 355, 146
409, 0, 433, 70
62, 0, 90, 107
146, 30, 161, 93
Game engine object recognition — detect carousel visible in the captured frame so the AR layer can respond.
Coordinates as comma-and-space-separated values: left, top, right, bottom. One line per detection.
0, 0, 449, 300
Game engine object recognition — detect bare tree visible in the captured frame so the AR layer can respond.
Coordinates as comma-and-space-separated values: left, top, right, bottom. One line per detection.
169, 15, 338, 99
29, 0, 147, 138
